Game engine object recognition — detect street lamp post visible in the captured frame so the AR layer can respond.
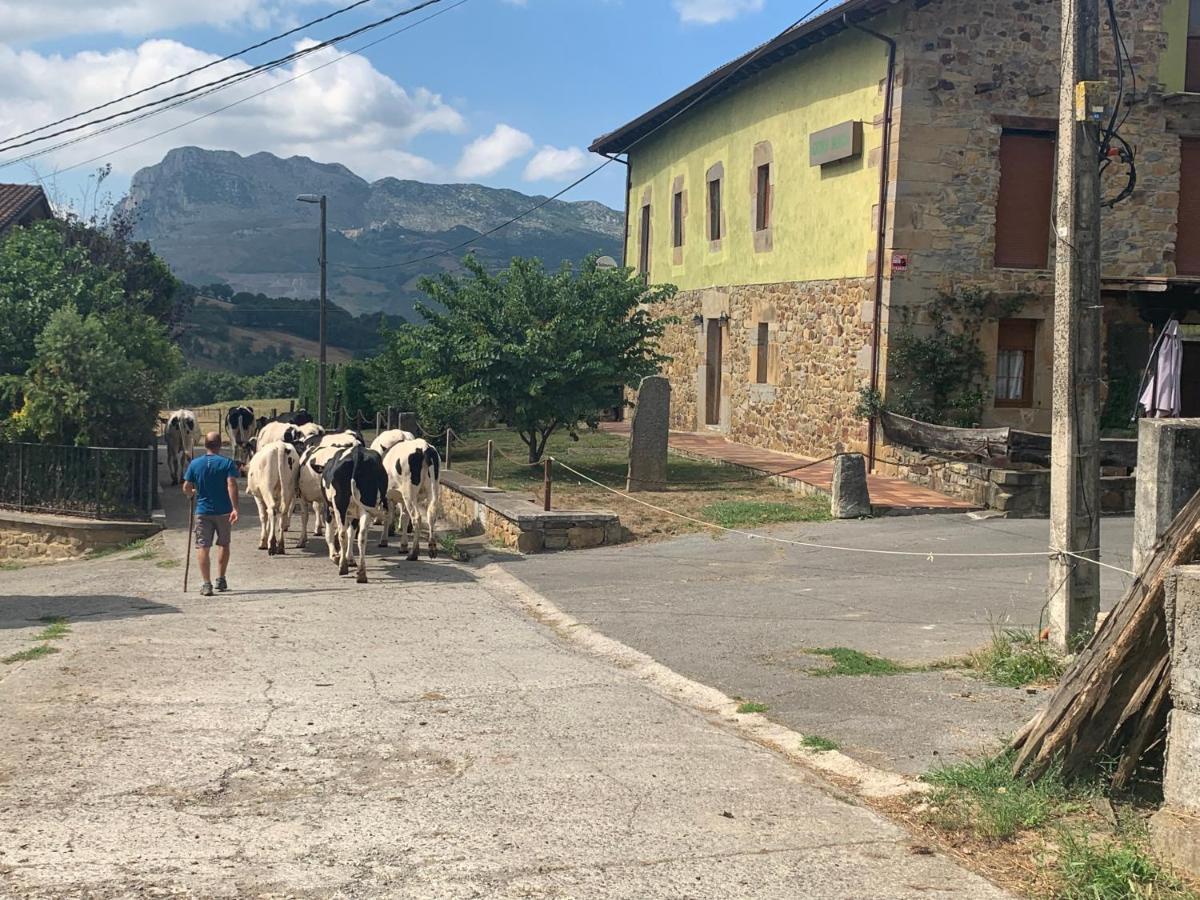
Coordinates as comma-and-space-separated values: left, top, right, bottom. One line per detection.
297, 193, 328, 426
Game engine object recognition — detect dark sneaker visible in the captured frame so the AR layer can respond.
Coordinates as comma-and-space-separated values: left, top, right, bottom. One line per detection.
200, 582, 214, 597
215, 576, 229, 592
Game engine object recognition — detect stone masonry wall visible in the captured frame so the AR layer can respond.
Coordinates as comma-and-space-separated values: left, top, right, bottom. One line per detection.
656, 277, 874, 458
0, 512, 159, 562
882, 0, 1200, 429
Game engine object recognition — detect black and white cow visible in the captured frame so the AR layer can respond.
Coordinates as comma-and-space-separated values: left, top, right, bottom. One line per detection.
368, 428, 416, 458
162, 409, 197, 485
295, 430, 363, 549
382, 438, 441, 561
321, 444, 389, 583
226, 406, 257, 463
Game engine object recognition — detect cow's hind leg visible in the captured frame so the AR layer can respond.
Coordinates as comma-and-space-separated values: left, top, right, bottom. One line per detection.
274, 501, 287, 555
356, 512, 371, 583
426, 496, 439, 559
254, 495, 270, 551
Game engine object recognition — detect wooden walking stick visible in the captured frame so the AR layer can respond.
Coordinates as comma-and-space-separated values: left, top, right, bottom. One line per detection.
183, 493, 196, 593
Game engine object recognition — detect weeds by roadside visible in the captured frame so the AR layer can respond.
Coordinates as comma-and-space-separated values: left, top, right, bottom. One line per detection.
801, 734, 839, 752
33, 617, 70, 641
0, 560, 22, 571
736, 700, 769, 714
155, 558, 180, 569
2, 644, 60, 665
907, 753, 1199, 899
965, 628, 1067, 688
89, 538, 149, 560
807, 647, 909, 677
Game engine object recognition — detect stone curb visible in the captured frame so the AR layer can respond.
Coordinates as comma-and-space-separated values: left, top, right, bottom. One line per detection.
477, 560, 926, 800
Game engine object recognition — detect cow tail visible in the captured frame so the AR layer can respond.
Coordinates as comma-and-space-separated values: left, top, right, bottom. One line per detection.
425, 446, 440, 482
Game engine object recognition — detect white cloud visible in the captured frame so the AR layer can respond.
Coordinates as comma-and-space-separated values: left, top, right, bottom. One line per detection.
673, 0, 765, 25
0, 38, 465, 181
0, 0, 296, 42
523, 145, 589, 182
455, 123, 533, 179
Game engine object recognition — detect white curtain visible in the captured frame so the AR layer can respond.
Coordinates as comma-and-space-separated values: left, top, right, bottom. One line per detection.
996, 350, 1025, 401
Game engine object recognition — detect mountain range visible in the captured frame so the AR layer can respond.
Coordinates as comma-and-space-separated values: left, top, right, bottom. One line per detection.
119, 147, 625, 319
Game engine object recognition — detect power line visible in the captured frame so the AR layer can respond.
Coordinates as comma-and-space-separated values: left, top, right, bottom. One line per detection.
0, 0, 379, 148
342, 0, 841, 273
2, 0, 469, 177
0, 0, 447, 160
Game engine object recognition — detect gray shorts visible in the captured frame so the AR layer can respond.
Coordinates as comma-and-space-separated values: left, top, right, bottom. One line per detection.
195, 515, 232, 549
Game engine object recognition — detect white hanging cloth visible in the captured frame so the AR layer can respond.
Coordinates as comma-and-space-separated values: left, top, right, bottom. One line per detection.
1139, 319, 1183, 418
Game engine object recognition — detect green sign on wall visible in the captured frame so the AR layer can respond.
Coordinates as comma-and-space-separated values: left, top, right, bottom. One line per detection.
810, 120, 863, 167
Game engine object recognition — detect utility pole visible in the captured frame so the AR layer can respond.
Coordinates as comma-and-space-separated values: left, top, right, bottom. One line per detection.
297, 193, 328, 427
1048, 0, 1103, 649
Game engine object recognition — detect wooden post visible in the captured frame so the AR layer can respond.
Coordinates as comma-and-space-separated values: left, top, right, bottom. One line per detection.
486, 440, 494, 487
445, 429, 452, 470
1048, 0, 1103, 649
543, 457, 552, 511
289, 399, 295, 413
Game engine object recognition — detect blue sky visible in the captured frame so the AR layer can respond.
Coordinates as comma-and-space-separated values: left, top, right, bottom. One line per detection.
0, 0, 836, 212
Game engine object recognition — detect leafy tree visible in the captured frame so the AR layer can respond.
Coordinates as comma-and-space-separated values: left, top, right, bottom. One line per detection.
372, 255, 675, 461
0, 221, 124, 375
251, 360, 302, 399
20, 306, 180, 447
167, 370, 251, 407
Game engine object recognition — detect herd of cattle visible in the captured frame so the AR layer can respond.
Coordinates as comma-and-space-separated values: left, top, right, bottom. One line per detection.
161, 407, 442, 583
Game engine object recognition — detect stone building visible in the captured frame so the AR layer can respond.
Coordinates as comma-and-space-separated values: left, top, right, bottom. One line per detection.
590, 0, 1200, 461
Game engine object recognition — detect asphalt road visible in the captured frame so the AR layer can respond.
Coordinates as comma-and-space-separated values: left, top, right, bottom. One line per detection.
498, 513, 1135, 775
0, 489, 1010, 898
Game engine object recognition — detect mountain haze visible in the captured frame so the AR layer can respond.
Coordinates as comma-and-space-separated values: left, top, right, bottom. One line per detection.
120, 147, 625, 319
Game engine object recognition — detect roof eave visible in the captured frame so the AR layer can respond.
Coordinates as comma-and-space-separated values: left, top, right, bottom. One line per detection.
589, 0, 894, 157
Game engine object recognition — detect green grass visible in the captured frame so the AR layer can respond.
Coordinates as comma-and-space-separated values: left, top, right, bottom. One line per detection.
967, 628, 1067, 688
155, 558, 180, 569
698, 499, 831, 528
801, 734, 840, 752
33, 618, 70, 641
923, 755, 1082, 842
2, 644, 60, 665
438, 531, 469, 562
0, 561, 22, 571
806, 647, 909, 677
1055, 827, 1197, 900
89, 538, 148, 560
736, 701, 769, 714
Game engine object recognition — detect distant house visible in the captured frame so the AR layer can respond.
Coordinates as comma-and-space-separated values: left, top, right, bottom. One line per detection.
592, 0, 1200, 462
0, 183, 52, 237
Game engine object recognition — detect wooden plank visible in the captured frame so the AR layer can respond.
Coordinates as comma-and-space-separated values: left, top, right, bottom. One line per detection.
1011, 488, 1200, 782
880, 412, 1009, 455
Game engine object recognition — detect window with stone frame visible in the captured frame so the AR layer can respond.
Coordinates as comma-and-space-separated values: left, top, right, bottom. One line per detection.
672, 190, 684, 248
756, 164, 771, 232
1188, 0, 1200, 92
994, 130, 1055, 270
995, 318, 1038, 407
708, 178, 723, 242
638, 204, 651, 277
754, 322, 770, 384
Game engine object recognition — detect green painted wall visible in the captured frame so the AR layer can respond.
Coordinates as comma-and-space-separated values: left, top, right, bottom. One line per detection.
626, 30, 888, 291
1162, 0, 1189, 92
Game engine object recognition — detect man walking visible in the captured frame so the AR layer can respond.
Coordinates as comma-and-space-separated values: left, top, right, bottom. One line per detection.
182, 431, 241, 597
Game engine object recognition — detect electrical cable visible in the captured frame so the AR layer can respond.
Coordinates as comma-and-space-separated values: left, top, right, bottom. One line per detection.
0, 0, 450, 165
341, 0, 843, 272
0, 0, 379, 147
3, 0, 468, 177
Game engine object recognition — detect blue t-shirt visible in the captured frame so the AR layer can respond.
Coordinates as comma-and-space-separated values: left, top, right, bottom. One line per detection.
183, 454, 239, 516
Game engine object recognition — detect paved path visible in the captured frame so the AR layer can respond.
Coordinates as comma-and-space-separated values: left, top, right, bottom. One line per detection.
0, 490, 1009, 898
501, 513, 1134, 776
600, 422, 976, 512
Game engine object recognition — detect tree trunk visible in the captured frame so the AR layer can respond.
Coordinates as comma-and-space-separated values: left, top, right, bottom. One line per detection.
1010, 488, 1200, 783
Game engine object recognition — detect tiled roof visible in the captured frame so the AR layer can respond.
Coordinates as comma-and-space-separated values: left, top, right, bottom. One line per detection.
0, 183, 51, 232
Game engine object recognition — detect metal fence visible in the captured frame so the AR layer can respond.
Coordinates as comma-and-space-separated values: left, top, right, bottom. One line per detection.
0, 442, 157, 522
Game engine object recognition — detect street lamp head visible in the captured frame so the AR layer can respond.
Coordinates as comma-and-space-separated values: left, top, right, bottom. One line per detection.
296, 193, 324, 203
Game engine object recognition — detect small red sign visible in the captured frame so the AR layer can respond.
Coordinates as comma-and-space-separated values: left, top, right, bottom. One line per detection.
891, 253, 909, 272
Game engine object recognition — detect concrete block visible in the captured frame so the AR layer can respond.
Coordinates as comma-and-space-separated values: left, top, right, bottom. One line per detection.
1134, 419, 1200, 571
1168, 567, 1200, 709
1150, 807, 1200, 877
567, 526, 606, 550
1163, 707, 1200, 812
542, 530, 569, 551
515, 532, 542, 554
